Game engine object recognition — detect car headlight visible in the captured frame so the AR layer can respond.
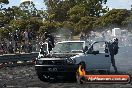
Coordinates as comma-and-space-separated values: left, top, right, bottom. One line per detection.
38, 54, 44, 58
66, 58, 76, 64
36, 60, 43, 65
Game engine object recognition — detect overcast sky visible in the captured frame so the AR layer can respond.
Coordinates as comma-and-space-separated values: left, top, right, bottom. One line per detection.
3, 0, 132, 10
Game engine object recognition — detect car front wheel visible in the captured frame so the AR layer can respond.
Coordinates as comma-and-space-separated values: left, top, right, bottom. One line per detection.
37, 73, 50, 82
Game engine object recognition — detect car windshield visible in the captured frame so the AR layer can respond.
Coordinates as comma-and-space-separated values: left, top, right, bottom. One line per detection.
52, 42, 84, 53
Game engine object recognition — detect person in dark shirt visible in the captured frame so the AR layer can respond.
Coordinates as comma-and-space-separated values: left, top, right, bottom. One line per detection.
108, 38, 119, 73
44, 32, 55, 52
8, 42, 14, 53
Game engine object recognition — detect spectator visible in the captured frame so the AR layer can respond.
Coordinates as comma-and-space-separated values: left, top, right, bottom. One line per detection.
28, 30, 33, 41
0, 43, 4, 55
24, 30, 29, 42
21, 42, 25, 53
80, 32, 85, 41
28, 42, 32, 53
13, 30, 19, 41
44, 32, 55, 52
9, 33, 13, 41
8, 42, 14, 53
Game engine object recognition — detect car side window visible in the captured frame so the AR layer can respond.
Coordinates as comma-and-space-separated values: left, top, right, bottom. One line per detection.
86, 45, 93, 54
87, 42, 108, 54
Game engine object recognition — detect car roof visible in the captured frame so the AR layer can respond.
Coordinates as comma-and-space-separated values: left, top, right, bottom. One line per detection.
57, 41, 85, 44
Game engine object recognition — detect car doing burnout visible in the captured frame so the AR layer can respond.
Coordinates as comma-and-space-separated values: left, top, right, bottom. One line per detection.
35, 41, 112, 81
35, 41, 86, 81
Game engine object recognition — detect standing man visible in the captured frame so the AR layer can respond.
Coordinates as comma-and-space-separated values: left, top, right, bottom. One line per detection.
44, 32, 55, 52
108, 38, 119, 73
24, 29, 29, 43
80, 32, 85, 41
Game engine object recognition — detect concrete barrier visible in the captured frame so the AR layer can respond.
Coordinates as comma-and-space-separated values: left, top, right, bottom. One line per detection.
0, 52, 39, 63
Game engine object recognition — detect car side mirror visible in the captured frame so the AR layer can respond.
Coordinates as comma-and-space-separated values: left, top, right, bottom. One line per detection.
92, 50, 99, 55
50, 51, 53, 53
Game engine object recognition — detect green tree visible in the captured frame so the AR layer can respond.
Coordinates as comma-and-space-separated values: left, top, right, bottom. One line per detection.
0, 11, 4, 27
9, 19, 27, 31
68, 4, 84, 23
0, 0, 9, 27
44, 0, 108, 34
68, 0, 108, 19
62, 21, 74, 31
39, 21, 60, 35
0, 27, 10, 39
0, 6, 23, 28
20, 1, 38, 18
94, 9, 130, 29
27, 17, 43, 32
75, 16, 97, 34
0, 0, 9, 10
122, 12, 132, 31
44, 0, 76, 22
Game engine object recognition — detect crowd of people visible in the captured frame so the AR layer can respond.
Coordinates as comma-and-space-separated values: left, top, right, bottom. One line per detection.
0, 28, 57, 55
0, 41, 33, 54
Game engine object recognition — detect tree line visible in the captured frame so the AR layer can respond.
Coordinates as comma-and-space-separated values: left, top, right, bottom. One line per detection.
0, 0, 132, 39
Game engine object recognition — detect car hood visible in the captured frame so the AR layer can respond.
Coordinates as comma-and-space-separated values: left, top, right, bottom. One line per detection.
38, 53, 84, 60
50, 53, 78, 58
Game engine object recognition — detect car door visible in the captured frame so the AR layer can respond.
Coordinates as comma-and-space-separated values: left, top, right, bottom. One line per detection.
84, 41, 111, 71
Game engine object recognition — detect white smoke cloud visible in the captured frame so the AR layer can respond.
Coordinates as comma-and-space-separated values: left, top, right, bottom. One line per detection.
33, 2, 43, 5
117, 0, 129, 3
21, 0, 33, 3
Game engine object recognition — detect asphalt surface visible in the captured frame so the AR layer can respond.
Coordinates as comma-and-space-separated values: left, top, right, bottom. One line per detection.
0, 46, 132, 88
115, 46, 132, 72
0, 66, 132, 88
